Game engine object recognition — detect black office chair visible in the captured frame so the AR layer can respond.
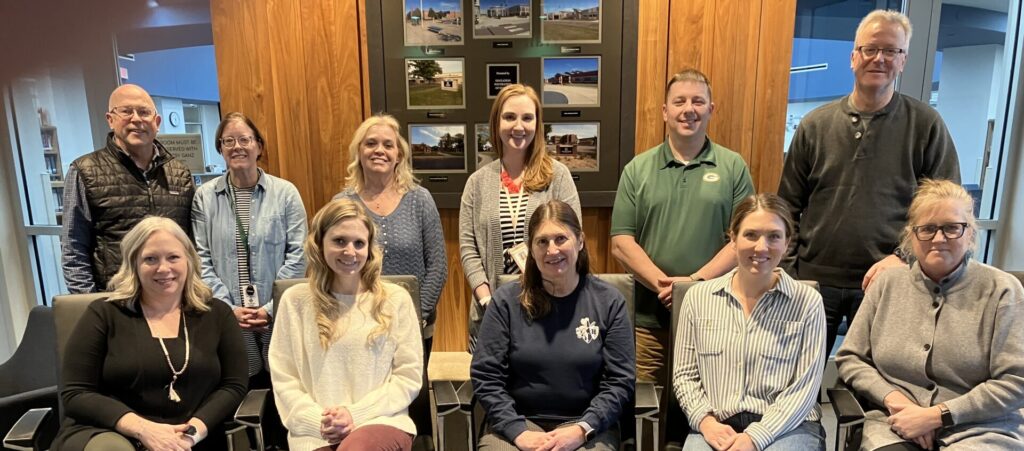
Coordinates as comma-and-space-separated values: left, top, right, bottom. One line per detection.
0, 306, 59, 450
2, 293, 263, 451
271, 276, 432, 451
455, 273, 660, 450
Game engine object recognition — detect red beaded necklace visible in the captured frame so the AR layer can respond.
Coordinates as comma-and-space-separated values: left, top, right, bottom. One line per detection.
500, 167, 522, 194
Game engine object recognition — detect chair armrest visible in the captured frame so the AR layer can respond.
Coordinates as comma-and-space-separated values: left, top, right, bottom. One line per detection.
827, 386, 866, 426
455, 380, 475, 412
234, 389, 269, 427
3, 408, 56, 451
432, 381, 460, 411
635, 381, 659, 416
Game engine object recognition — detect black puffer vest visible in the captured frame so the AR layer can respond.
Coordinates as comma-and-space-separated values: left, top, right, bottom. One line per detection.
72, 133, 195, 288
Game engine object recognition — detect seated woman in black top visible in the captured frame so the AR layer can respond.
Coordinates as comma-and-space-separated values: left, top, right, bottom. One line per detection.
471, 200, 635, 451
53, 217, 248, 451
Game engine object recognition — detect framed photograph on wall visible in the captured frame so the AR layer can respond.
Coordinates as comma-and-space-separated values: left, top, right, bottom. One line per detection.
473, 0, 532, 39
486, 64, 520, 98
474, 123, 498, 168
541, 56, 600, 107
409, 123, 468, 172
544, 122, 599, 172
540, 0, 601, 44
406, 58, 466, 109
403, 0, 465, 46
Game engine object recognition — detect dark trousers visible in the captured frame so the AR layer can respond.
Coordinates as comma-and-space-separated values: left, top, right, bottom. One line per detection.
721, 412, 762, 433
820, 285, 865, 356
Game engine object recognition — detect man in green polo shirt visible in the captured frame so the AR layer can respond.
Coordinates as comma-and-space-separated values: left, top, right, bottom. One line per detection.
611, 68, 754, 385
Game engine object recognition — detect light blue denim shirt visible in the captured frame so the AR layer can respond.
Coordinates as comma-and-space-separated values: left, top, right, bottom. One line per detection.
192, 170, 307, 316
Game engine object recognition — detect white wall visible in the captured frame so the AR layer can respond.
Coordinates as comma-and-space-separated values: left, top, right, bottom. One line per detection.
154, 96, 186, 134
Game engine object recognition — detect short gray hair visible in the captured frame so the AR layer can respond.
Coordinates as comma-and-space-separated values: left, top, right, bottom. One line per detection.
856, 9, 913, 48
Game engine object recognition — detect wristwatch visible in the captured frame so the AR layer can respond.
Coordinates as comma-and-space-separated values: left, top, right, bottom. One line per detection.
183, 425, 200, 444
938, 403, 954, 428
576, 421, 595, 440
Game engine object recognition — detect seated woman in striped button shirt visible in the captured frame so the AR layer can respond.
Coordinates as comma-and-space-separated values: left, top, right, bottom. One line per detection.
673, 193, 827, 451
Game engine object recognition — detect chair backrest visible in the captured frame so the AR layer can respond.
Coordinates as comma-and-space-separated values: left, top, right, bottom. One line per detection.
495, 273, 636, 325
272, 276, 421, 325
0, 306, 58, 395
52, 293, 109, 370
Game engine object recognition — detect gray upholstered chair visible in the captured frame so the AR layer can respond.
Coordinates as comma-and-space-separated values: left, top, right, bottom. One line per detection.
0, 306, 58, 451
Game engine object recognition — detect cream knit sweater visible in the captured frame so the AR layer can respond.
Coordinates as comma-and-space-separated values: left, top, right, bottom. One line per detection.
269, 282, 423, 451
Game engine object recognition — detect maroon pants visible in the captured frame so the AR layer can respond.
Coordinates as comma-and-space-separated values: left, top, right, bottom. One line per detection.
315, 424, 414, 451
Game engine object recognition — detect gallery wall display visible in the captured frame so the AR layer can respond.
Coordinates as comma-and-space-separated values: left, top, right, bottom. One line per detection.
541, 56, 600, 107
474, 0, 532, 39
368, 0, 637, 207
540, 0, 602, 44
409, 123, 468, 173
403, 0, 465, 46
406, 58, 467, 109
544, 122, 599, 172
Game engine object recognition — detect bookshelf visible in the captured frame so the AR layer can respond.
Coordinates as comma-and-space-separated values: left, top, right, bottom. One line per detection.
41, 125, 64, 224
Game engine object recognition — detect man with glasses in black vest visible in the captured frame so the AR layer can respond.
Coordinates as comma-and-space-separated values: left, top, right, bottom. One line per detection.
61, 84, 195, 293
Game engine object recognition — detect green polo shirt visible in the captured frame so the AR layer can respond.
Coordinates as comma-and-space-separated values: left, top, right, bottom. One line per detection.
611, 139, 754, 329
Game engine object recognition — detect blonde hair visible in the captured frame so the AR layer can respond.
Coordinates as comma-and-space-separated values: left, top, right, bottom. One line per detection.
665, 67, 713, 102
488, 84, 554, 193
106, 216, 212, 313
898, 179, 977, 258
857, 9, 913, 48
305, 198, 391, 349
345, 114, 418, 194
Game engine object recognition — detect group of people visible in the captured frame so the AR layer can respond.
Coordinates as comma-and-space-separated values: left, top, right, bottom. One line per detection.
48, 7, 1023, 451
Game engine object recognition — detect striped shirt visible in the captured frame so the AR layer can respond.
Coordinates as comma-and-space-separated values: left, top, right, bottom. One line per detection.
499, 189, 529, 275
230, 183, 270, 377
672, 268, 826, 450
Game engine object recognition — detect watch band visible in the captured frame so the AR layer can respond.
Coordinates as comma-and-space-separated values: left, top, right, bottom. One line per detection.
576, 421, 595, 440
939, 403, 953, 428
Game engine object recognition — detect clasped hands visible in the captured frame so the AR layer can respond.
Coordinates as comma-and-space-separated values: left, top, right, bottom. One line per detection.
320, 406, 355, 445
657, 276, 696, 308
884, 391, 943, 450
233, 306, 270, 331
513, 425, 587, 451
699, 416, 755, 451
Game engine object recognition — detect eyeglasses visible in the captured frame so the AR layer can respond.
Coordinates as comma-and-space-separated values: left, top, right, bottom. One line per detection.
219, 135, 256, 149
856, 46, 906, 60
912, 223, 968, 241
109, 106, 155, 120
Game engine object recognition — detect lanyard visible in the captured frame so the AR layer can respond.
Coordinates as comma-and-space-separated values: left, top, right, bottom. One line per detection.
502, 185, 528, 242
227, 183, 253, 279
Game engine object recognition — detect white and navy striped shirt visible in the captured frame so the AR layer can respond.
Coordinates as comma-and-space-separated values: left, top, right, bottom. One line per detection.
499, 190, 529, 274
672, 268, 825, 450
232, 184, 255, 298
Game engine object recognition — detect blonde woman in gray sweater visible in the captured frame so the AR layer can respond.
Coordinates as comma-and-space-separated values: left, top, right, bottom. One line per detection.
460, 84, 581, 351
837, 179, 1024, 450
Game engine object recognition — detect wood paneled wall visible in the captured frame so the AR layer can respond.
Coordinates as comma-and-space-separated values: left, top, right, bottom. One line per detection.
211, 0, 796, 353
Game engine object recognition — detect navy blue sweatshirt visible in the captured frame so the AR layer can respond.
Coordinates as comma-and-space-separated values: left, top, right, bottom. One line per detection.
471, 275, 636, 442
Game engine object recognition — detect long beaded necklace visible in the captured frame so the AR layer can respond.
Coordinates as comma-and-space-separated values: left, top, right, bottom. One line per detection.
155, 314, 190, 403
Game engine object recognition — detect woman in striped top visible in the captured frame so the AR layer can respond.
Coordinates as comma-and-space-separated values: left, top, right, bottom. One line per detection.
673, 193, 827, 451
459, 84, 582, 351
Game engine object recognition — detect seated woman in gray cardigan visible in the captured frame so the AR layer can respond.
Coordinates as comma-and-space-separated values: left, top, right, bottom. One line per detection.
837, 179, 1024, 451
460, 83, 581, 351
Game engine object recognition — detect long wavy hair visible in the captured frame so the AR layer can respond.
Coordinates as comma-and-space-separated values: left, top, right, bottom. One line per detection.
107, 216, 212, 313
344, 114, 418, 194
305, 198, 391, 349
488, 84, 554, 193
520, 200, 590, 320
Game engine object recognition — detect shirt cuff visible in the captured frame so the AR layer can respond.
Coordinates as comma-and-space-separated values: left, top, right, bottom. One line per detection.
743, 422, 773, 451
500, 419, 529, 444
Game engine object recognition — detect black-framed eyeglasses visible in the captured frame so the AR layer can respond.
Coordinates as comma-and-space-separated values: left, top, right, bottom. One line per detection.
856, 46, 906, 60
912, 223, 968, 241
219, 135, 256, 149
109, 106, 155, 120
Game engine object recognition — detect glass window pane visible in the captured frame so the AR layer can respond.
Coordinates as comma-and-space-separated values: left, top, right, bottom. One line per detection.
930, 1, 1012, 221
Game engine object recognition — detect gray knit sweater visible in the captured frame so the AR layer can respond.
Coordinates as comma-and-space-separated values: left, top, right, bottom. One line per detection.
837, 259, 1024, 447
459, 159, 581, 336
335, 186, 447, 325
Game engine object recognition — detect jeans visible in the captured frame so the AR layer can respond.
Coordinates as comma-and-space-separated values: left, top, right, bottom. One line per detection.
682, 421, 826, 451
820, 285, 865, 356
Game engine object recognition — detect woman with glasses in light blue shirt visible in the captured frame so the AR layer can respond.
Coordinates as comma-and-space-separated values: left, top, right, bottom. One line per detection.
192, 112, 307, 383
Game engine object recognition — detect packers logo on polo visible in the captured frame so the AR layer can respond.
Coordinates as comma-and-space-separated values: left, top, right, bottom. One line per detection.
703, 172, 721, 183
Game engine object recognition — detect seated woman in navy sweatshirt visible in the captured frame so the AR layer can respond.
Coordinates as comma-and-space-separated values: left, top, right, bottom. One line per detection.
471, 200, 636, 451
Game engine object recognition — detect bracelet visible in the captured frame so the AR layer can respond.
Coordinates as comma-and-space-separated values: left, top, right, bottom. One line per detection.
690, 273, 707, 282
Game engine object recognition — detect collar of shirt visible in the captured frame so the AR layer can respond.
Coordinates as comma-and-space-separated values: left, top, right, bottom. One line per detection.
840, 91, 902, 119
658, 137, 717, 170
710, 268, 801, 315
213, 168, 267, 194
911, 257, 970, 295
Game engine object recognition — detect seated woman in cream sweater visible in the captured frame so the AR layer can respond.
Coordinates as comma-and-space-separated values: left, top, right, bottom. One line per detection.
269, 198, 423, 451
